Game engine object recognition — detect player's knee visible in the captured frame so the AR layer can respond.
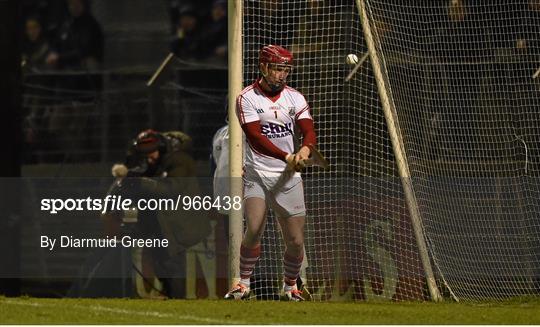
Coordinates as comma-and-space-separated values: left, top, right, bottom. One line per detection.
285, 236, 304, 251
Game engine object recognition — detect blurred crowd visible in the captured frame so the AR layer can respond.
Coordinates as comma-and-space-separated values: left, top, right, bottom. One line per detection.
167, 0, 228, 62
20, 0, 228, 164
21, 0, 104, 74
19, 0, 540, 165
21, 0, 104, 163
435, 0, 540, 59
21, 0, 228, 71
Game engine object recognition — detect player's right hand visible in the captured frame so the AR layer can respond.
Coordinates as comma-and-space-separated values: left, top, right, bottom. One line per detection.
285, 153, 295, 167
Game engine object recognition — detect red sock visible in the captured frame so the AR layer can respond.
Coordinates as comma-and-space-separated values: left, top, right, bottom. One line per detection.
283, 251, 303, 286
240, 244, 261, 281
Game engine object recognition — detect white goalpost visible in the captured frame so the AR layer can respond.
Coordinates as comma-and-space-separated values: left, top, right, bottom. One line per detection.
229, 0, 540, 301
227, 0, 243, 290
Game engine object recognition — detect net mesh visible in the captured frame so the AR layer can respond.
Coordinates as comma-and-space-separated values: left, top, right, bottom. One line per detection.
365, 0, 540, 300
243, 0, 540, 301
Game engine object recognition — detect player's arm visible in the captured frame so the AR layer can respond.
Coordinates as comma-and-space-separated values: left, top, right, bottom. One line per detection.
294, 99, 317, 165
236, 94, 290, 163
292, 119, 316, 167
241, 122, 289, 162
297, 118, 316, 148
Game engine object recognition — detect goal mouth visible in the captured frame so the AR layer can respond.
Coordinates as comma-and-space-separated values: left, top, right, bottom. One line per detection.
238, 0, 540, 302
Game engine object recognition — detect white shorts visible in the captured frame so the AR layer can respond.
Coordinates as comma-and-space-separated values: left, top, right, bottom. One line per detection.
243, 167, 306, 218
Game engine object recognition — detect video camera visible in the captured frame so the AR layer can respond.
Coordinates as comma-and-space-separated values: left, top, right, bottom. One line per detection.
124, 152, 150, 177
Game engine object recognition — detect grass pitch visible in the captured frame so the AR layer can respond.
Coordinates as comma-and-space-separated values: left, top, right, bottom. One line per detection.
1, 296, 540, 324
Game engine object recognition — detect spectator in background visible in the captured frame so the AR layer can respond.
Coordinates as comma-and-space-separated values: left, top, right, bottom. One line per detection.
167, 0, 213, 35
22, 0, 70, 36
167, 0, 182, 35
170, 5, 202, 60
448, 0, 466, 22
445, 0, 476, 60
45, 0, 104, 161
22, 15, 52, 72
46, 0, 104, 70
21, 14, 54, 162
515, 1, 540, 54
199, 0, 227, 61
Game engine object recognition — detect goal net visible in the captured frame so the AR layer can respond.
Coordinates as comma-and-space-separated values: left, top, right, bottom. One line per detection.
363, 0, 540, 300
241, 0, 540, 301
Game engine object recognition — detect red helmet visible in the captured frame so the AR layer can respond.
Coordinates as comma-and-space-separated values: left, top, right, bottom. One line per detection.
135, 129, 162, 153
259, 45, 293, 67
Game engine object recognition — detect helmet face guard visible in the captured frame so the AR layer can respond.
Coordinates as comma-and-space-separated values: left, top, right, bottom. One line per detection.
265, 63, 292, 73
259, 45, 293, 91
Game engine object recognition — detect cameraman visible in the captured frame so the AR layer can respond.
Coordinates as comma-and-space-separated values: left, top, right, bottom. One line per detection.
109, 129, 211, 298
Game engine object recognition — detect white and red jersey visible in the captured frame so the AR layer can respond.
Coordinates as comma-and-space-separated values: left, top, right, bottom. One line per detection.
236, 80, 313, 172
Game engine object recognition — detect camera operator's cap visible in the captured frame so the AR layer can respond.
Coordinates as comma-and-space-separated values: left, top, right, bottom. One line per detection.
135, 129, 161, 154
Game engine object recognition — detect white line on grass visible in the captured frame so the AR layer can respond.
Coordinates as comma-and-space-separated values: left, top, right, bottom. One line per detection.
1, 299, 244, 325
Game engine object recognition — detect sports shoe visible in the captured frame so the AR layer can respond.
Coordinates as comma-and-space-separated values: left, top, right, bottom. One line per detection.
224, 283, 250, 300
283, 289, 304, 301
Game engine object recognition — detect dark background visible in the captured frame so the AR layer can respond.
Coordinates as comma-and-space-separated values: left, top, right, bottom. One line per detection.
0, 0, 22, 296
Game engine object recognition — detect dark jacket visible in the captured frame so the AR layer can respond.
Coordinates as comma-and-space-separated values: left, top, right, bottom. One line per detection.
130, 131, 211, 255
52, 12, 104, 69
